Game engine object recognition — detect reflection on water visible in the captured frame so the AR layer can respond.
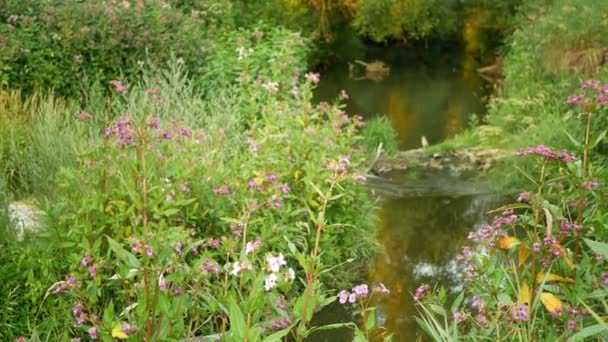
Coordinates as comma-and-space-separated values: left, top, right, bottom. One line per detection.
313, 33, 497, 340
315, 45, 488, 150
367, 188, 503, 340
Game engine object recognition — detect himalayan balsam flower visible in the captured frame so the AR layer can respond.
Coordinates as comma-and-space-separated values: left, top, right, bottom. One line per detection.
567, 319, 577, 331
279, 183, 290, 194
88, 327, 98, 339
213, 186, 231, 195
110, 80, 128, 95
88, 266, 97, 278
122, 322, 132, 335
285, 268, 295, 281
512, 304, 529, 322
374, 283, 390, 294
266, 253, 287, 272
264, 273, 278, 291
305, 72, 320, 84
352, 173, 367, 183
338, 290, 350, 304
159, 277, 168, 291
80, 255, 91, 267
584, 180, 599, 189
517, 191, 531, 203
515, 145, 577, 163
352, 284, 369, 298
413, 284, 431, 301
602, 273, 608, 286
230, 262, 241, 276
340, 89, 349, 100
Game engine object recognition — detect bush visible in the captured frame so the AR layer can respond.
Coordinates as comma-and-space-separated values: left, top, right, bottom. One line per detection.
415, 81, 608, 340
0, 0, 230, 96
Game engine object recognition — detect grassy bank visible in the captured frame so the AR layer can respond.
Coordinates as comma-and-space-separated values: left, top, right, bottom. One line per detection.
0, 2, 387, 340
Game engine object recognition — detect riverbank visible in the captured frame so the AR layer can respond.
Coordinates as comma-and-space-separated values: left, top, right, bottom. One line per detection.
412, 1, 608, 340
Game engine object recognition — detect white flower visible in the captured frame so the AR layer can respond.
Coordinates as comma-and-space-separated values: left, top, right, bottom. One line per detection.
229, 262, 241, 276
262, 81, 278, 94
264, 274, 278, 291
285, 268, 295, 281
266, 253, 287, 272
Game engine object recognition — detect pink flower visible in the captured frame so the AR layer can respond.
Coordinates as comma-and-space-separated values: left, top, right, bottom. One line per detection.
338, 290, 350, 304
305, 72, 320, 85
373, 283, 390, 294
512, 304, 529, 322
583, 180, 599, 189
266, 253, 287, 272
75, 111, 93, 120
80, 255, 92, 267
88, 266, 97, 278
340, 89, 349, 100
88, 326, 98, 339
352, 284, 369, 298
264, 273, 278, 291
516, 192, 531, 203
413, 284, 430, 301
110, 80, 128, 95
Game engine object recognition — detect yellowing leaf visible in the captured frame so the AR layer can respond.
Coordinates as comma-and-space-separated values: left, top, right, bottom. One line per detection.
111, 327, 128, 339
536, 272, 575, 284
498, 236, 521, 250
518, 246, 531, 267
551, 244, 574, 269
518, 280, 531, 305
540, 292, 563, 313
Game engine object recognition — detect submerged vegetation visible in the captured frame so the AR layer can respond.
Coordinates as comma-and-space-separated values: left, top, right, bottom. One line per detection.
0, 0, 607, 341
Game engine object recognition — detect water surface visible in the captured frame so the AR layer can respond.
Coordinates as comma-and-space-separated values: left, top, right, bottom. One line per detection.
314, 44, 500, 340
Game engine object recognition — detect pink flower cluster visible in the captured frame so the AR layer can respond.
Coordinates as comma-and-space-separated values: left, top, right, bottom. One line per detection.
413, 284, 430, 302
338, 283, 389, 304
565, 80, 608, 108
515, 145, 577, 163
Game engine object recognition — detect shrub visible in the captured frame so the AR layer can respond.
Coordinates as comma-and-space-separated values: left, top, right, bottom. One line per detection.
0, 0, 228, 96
415, 81, 608, 340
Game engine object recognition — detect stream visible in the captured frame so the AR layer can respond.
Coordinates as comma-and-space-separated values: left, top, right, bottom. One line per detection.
313, 44, 503, 340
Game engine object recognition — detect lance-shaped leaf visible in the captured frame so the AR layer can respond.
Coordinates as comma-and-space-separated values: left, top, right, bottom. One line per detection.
536, 272, 574, 284
498, 236, 521, 250
540, 293, 563, 313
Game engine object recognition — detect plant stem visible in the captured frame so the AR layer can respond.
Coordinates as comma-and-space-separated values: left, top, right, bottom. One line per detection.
301, 180, 336, 328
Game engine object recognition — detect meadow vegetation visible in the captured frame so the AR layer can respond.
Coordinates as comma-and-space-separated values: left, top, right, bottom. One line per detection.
1, 0, 607, 341
415, 0, 608, 340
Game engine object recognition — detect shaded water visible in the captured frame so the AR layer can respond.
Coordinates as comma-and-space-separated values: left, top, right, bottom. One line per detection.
315, 44, 488, 149
313, 44, 501, 340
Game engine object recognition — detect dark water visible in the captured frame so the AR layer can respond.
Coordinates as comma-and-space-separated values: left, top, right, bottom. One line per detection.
315, 44, 488, 150
312, 43, 501, 340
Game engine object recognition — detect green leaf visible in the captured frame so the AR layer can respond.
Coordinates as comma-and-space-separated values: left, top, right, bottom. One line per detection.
106, 235, 141, 269
450, 291, 465, 312
228, 297, 247, 340
307, 322, 357, 333
354, 328, 368, 342
591, 130, 607, 148
365, 308, 377, 331
103, 301, 115, 325
568, 324, 607, 341
583, 238, 608, 257
262, 327, 291, 342
563, 130, 581, 147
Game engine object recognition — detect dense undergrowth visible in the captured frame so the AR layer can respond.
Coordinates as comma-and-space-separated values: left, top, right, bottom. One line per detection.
414, 0, 608, 340
0, 1, 393, 340
1, 0, 607, 340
